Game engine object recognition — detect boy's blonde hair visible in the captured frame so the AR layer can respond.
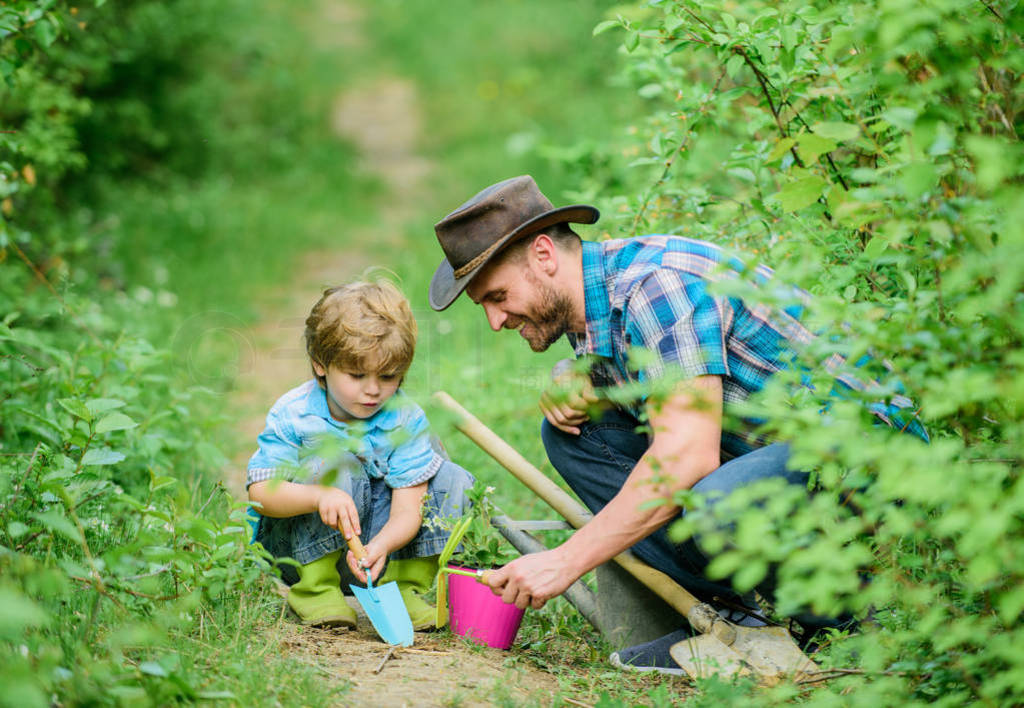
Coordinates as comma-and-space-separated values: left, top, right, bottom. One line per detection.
304, 278, 417, 385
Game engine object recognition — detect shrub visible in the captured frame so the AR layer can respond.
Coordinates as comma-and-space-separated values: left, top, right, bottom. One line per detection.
571, 1, 1022, 703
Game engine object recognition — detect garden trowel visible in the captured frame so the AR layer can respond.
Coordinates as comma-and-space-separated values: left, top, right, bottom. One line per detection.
346, 535, 414, 647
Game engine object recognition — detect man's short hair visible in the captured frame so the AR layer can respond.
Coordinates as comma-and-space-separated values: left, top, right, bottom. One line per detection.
304, 278, 417, 386
498, 222, 581, 264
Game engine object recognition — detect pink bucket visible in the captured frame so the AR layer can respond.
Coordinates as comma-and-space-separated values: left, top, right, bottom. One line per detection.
447, 565, 525, 649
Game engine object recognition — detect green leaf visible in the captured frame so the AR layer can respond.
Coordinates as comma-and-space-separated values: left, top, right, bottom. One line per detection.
138, 661, 168, 678
765, 137, 795, 163
33, 15, 57, 47
774, 176, 827, 211
812, 121, 859, 142
637, 83, 663, 99
781, 22, 798, 51
732, 560, 768, 592
998, 588, 1024, 624
863, 235, 889, 260
95, 412, 137, 434
966, 135, 1017, 192
664, 15, 685, 34
32, 510, 82, 543
58, 398, 92, 422
900, 162, 938, 200
6, 521, 30, 539
725, 53, 745, 79
624, 30, 640, 52
82, 448, 126, 466
150, 475, 178, 492
0, 588, 48, 640
796, 132, 838, 163
592, 19, 621, 36
881, 106, 917, 131
85, 398, 126, 415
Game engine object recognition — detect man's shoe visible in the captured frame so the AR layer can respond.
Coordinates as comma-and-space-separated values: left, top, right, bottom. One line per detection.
609, 628, 691, 676
379, 556, 446, 630
287, 550, 357, 628
609, 599, 767, 676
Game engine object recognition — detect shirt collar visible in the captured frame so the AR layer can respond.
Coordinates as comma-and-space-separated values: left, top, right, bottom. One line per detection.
580, 240, 614, 358
303, 381, 404, 432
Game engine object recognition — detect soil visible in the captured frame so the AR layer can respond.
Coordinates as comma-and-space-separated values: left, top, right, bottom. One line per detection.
225, 4, 582, 704
276, 611, 564, 707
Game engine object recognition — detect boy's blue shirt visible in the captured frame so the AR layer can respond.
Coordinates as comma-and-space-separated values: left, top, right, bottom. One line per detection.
247, 380, 443, 490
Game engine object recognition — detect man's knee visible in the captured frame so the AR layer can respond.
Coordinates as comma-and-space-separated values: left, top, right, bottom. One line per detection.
691, 443, 805, 502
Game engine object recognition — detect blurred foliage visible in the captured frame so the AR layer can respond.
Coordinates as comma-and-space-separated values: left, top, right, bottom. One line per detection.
568, 0, 1023, 704
0, 0, 355, 704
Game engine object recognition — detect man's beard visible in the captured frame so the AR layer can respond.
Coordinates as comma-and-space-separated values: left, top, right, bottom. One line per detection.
516, 272, 574, 352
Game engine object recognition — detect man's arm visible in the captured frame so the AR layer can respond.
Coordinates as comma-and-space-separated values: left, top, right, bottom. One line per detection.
488, 375, 723, 609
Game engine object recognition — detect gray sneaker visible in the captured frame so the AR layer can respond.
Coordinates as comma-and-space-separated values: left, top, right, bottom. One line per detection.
609, 600, 768, 676
609, 629, 691, 676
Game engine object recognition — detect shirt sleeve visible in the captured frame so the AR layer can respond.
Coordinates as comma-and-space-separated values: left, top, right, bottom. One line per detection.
246, 408, 302, 489
384, 405, 444, 489
623, 269, 731, 383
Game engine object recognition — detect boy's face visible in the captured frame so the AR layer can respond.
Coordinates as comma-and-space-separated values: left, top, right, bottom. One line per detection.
312, 360, 402, 422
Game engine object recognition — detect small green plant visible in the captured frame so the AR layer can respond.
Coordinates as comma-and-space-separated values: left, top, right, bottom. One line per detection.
447, 481, 518, 570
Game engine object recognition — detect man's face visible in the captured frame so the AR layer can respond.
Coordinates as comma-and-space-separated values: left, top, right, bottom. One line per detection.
465, 254, 573, 353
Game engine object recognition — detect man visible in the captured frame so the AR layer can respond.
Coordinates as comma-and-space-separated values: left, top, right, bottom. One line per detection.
429, 175, 924, 673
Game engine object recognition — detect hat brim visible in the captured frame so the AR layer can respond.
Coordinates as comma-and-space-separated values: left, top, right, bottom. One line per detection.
428, 204, 599, 311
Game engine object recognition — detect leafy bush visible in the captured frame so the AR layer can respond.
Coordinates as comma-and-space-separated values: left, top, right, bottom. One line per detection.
567, 0, 1022, 703
1, 2, 338, 704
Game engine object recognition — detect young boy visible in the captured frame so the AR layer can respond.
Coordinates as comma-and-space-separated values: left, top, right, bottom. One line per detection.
247, 278, 474, 629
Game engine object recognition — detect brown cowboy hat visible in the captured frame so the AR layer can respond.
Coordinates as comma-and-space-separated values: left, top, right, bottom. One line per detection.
429, 175, 599, 311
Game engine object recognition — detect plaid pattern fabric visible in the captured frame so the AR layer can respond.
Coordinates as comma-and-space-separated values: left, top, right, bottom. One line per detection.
567, 236, 926, 457
246, 381, 444, 490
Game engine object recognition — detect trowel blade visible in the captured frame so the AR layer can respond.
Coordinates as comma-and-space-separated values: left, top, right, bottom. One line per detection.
350, 580, 414, 647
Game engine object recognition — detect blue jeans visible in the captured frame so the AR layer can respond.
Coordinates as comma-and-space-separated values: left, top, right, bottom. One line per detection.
254, 459, 475, 583
542, 407, 808, 605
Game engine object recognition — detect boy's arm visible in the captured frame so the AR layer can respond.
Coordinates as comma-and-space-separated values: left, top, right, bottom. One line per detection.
247, 406, 362, 537
248, 481, 361, 538
349, 482, 427, 583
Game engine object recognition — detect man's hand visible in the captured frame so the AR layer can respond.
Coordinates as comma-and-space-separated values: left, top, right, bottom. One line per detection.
540, 360, 602, 436
485, 548, 578, 610
317, 487, 360, 539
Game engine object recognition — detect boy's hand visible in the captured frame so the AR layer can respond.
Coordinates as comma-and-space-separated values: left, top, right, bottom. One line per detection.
316, 487, 360, 539
346, 538, 388, 584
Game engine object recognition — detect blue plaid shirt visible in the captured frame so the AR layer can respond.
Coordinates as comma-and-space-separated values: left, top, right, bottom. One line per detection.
568, 236, 926, 458
246, 380, 444, 490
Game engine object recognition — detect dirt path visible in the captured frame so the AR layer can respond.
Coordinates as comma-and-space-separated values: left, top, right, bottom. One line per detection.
225, 4, 572, 704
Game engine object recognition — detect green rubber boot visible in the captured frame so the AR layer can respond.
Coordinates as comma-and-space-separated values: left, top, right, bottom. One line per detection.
380, 556, 446, 631
287, 550, 357, 628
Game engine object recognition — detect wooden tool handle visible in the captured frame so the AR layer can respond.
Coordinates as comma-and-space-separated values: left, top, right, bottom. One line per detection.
432, 390, 708, 626
347, 535, 368, 562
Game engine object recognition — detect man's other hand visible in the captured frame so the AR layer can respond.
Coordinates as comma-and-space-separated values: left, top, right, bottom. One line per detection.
540, 359, 602, 435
